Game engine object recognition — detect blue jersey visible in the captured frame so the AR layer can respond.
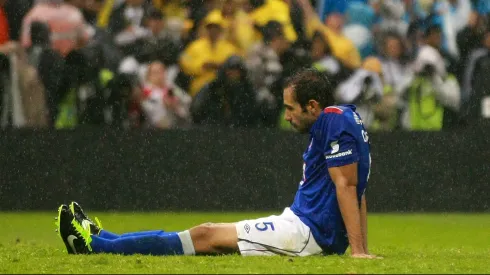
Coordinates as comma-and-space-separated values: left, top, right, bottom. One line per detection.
290, 104, 371, 255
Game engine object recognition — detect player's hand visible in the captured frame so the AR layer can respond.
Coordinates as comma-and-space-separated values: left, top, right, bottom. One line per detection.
351, 253, 383, 259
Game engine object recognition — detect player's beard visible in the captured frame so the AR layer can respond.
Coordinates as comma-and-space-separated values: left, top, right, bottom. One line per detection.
291, 116, 315, 134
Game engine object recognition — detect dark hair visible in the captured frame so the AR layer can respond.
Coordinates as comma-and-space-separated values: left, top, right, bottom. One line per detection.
382, 31, 403, 45
424, 24, 442, 38
381, 31, 410, 63
285, 68, 334, 110
261, 20, 285, 44
145, 7, 164, 21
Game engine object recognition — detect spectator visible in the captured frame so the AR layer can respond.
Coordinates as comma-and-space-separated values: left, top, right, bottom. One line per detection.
191, 55, 258, 127
343, 1, 376, 59
140, 61, 191, 129
27, 21, 65, 126
4, 0, 33, 41
108, 0, 152, 54
311, 30, 351, 87
431, 0, 472, 58
456, 10, 488, 78
0, 42, 48, 128
198, 1, 255, 52
151, 0, 189, 44
316, 0, 349, 22
184, 0, 218, 44
380, 32, 411, 94
402, 0, 429, 23
116, 7, 182, 92
372, 0, 409, 36
134, 8, 182, 67
152, 0, 187, 22
335, 56, 385, 129
246, 20, 290, 127
401, 24, 461, 131
54, 47, 115, 128
298, 0, 361, 69
179, 11, 238, 97
21, 0, 90, 57
460, 29, 490, 126
245, 0, 298, 43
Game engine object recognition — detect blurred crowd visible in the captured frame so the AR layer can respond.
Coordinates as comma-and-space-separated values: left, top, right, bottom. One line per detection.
0, 0, 489, 132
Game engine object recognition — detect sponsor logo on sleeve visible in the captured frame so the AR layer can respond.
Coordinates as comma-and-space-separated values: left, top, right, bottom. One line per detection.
325, 149, 353, 159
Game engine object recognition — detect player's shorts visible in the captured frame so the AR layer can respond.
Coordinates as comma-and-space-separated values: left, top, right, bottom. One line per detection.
235, 207, 323, 256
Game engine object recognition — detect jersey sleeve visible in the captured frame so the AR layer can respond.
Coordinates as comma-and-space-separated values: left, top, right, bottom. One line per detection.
321, 113, 360, 168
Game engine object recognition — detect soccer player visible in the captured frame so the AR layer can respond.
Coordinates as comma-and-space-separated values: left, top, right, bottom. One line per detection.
56, 69, 377, 258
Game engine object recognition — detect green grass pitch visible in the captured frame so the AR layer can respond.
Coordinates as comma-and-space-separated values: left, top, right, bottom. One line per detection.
0, 212, 489, 274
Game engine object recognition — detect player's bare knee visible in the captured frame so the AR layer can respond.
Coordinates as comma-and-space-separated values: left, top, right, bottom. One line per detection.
190, 223, 216, 243
189, 223, 222, 253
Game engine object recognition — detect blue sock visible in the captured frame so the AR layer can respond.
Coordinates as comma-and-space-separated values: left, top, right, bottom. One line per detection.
98, 230, 120, 240
90, 231, 194, 256
98, 230, 167, 240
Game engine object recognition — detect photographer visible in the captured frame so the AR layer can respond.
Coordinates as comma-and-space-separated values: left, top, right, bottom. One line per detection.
401, 24, 461, 131
246, 20, 290, 127
191, 55, 258, 128
335, 57, 386, 130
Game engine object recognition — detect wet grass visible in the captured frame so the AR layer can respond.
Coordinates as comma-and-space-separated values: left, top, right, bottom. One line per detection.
0, 212, 489, 273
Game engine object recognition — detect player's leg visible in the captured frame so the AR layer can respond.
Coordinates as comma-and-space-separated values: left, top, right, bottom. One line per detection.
58, 205, 321, 257
188, 222, 239, 254
69, 201, 167, 240
89, 231, 193, 255
58, 204, 239, 255
88, 223, 239, 256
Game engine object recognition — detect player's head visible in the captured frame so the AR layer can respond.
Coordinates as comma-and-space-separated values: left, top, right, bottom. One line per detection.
283, 69, 334, 133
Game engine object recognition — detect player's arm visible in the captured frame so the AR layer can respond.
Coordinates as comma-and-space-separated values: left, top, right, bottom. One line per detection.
328, 163, 365, 256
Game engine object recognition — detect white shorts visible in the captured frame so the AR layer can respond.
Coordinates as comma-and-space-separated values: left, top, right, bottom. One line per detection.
235, 207, 323, 256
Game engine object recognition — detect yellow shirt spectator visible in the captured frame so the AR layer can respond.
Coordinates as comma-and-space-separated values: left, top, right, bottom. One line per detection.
202, 9, 255, 53
248, 0, 297, 42
306, 14, 361, 69
180, 12, 239, 96
152, 0, 187, 20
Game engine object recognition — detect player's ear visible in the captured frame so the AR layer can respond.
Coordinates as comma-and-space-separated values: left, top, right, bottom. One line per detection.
307, 100, 320, 115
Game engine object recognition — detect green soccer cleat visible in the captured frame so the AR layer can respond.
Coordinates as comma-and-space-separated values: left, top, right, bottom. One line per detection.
69, 201, 103, 235
55, 204, 76, 254
58, 203, 93, 254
